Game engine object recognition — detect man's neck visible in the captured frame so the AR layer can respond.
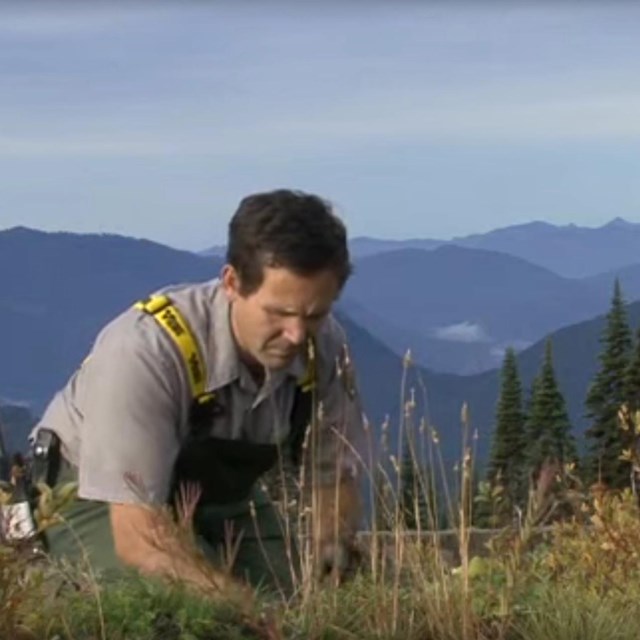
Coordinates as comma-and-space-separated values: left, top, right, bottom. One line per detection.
242, 355, 266, 388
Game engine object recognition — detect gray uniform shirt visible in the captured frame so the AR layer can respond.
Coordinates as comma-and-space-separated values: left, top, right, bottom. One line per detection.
33, 279, 365, 505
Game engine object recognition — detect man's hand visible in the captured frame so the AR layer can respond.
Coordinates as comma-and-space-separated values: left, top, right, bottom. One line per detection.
317, 535, 362, 584
312, 478, 362, 583
110, 503, 255, 611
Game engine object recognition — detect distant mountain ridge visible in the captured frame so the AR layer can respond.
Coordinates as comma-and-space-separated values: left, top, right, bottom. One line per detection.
342, 244, 612, 373
199, 243, 226, 258
282, 217, 640, 278
0, 226, 223, 413
452, 217, 640, 278
583, 262, 640, 304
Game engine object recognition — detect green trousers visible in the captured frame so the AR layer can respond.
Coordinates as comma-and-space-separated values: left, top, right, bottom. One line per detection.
44, 461, 298, 596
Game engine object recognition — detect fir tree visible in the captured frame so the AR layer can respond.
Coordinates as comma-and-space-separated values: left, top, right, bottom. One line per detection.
525, 339, 576, 477
585, 279, 633, 488
399, 436, 433, 530
485, 348, 527, 511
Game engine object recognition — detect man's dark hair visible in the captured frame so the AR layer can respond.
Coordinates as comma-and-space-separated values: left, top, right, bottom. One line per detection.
226, 189, 352, 295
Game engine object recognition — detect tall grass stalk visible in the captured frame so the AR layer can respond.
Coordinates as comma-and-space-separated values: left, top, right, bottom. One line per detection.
459, 401, 474, 640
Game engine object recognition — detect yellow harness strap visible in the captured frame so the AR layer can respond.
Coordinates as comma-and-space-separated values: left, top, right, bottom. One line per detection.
134, 294, 208, 400
133, 293, 317, 402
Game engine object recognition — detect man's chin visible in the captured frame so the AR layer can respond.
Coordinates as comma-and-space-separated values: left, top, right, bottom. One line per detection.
264, 350, 297, 369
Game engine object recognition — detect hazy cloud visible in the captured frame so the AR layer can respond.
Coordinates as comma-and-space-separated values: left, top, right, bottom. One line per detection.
434, 322, 490, 344
2, 3, 640, 160
0, 2, 176, 37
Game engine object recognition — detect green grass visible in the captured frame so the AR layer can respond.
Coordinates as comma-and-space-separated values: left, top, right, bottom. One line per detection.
3, 485, 640, 639
4, 369, 640, 639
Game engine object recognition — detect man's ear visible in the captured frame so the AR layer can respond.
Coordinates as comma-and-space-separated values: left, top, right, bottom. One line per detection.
221, 264, 241, 302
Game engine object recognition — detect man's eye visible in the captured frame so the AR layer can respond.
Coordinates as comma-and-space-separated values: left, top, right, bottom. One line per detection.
265, 308, 326, 322
267, 308, 292, 318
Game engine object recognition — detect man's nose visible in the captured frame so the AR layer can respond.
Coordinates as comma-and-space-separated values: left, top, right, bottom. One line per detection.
283, 316, 307, 346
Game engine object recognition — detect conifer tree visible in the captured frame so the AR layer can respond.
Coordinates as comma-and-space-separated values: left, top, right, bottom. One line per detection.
400, 437, 432, 530
485, 348, 527, 509
585, 279, 633, 488
525, 339, 576, 476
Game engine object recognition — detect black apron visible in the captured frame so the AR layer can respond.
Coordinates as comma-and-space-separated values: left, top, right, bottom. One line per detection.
171, 384, 312, 505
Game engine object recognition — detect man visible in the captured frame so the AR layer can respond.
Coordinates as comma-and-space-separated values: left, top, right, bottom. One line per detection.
30, 189, 365, 600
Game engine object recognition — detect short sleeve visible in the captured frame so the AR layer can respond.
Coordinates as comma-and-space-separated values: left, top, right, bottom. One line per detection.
77, 324, 182, 505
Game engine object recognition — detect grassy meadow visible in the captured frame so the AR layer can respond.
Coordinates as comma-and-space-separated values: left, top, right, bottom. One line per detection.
2, 365, 640, 640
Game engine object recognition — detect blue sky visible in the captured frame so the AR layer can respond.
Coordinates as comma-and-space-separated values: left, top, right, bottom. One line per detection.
1, 1, 640, 250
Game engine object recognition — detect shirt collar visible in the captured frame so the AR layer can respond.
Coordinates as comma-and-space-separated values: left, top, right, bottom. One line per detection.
206, 281, 308, 393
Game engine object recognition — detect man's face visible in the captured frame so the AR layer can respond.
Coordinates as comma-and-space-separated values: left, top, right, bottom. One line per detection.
222, 264, 341, 371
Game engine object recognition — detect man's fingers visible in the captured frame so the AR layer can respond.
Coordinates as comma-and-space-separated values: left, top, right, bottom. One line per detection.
317, 538, 362, 582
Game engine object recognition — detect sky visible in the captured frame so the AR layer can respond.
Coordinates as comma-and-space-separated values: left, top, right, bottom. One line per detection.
1, 1, 640, 251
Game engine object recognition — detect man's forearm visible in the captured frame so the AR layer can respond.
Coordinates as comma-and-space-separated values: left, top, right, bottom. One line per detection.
127, 530, 230, 593
313, 477, 362, 542
311, 477, 362, 574
110, 503, 250, 603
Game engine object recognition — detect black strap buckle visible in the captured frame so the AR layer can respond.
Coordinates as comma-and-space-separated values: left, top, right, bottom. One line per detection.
31, 429, 61, 487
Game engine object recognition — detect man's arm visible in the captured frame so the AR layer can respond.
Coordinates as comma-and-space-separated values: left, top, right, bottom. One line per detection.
110, 503, 252, 604
75, 316, 253, 600
309, 319, 367, 578
312, 477, 362, 579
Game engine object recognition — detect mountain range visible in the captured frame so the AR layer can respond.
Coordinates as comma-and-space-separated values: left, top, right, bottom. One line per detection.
341, 245, 613, 374
0, 226, 222, 412
3, 224, 640, 470
349, 217, 640, 278
201, 217, 640, 279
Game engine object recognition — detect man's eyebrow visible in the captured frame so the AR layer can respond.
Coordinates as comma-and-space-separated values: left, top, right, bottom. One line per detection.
263, 304, 294, 314
264, 304, 329, 318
